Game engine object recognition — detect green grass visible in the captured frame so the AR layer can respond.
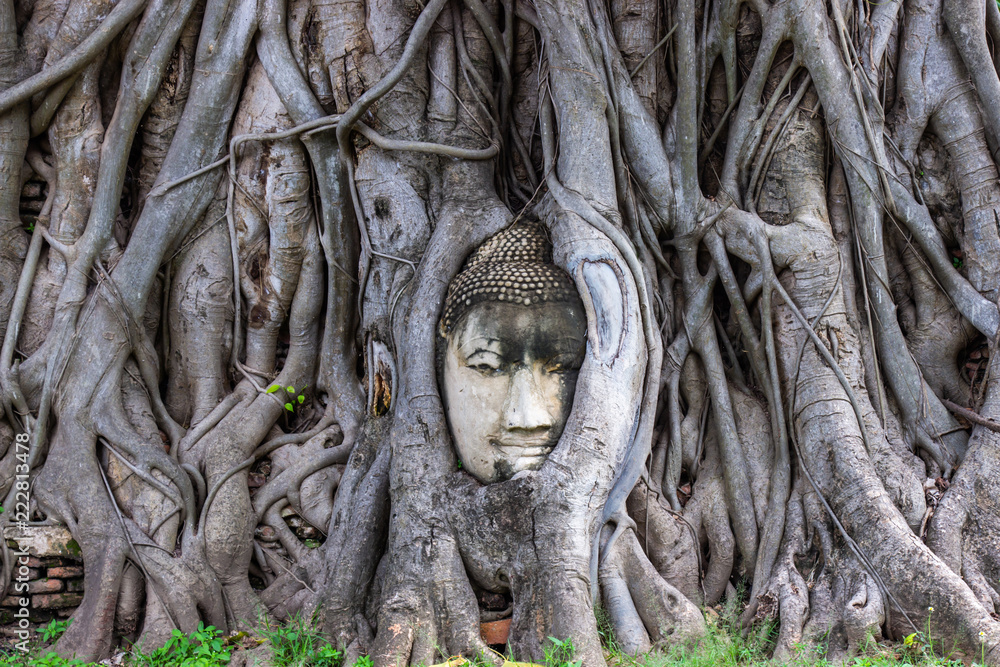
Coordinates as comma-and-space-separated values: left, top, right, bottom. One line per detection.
543, 636, 583, 667
598, 599, 981, 667
127, 623, 231, 666
259, 614, 343, 666
0, 604, 989, 667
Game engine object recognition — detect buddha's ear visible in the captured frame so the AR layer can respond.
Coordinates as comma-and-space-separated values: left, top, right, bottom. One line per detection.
576, 258, 627, 366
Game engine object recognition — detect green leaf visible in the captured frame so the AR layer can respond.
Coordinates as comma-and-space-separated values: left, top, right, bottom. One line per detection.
297, 394, 305, 404
285, 403, 294, 411
266, 384, 280, 394
286, 386, 295, 394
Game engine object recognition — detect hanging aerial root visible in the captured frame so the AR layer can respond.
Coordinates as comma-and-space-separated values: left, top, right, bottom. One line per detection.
0, 0, 149, 117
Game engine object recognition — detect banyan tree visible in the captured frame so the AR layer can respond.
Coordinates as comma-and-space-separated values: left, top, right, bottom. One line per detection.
2, 0, 1000, 662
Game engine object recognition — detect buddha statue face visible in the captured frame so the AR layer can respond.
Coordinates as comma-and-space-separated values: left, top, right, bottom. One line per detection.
443, 300, 586, 483
439, 222, 586, 484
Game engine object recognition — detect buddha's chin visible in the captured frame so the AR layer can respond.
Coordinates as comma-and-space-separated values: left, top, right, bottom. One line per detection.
504, 448, 555, 477
511, 452, 550, 473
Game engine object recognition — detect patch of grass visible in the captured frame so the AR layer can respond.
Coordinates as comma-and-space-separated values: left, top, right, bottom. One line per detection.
2, 607, 991, 667
0, 649, 92, 667
543, 636, 582, 667
23, 653, 90, 666
261, 614, 343, 667
598, 596, 978, 667
127, 622, 230, 667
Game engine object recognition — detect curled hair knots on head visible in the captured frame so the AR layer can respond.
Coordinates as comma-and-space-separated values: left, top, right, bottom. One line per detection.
439, 222, 581, 336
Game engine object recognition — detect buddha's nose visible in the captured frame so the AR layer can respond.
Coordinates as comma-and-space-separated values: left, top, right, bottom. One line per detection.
502, 367, 555, 431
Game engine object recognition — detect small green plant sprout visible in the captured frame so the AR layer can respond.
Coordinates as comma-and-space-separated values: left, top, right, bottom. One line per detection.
37, 618, 72, 644
260, 613, 343, 667
314, 645, 343, 667
355, 656, 375, 667
953, 256, 964, 269
543, 636, 581, 667
27, 653, 89, 667
129, 622, 230, 667
266, 384, 307, 412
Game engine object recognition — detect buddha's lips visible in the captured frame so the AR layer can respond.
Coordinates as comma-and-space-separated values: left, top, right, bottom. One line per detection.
491, 439, 555, 459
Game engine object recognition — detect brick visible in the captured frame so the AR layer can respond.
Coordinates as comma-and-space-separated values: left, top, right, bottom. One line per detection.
29, 609, 54, 623
27, 579, 63, 594
3, 550, 44, 568
7, 568, 41, 581
3, 568, 40, 584
0, 595, 26, 606
47, 566, 83, 578
65, 579, 84, 593
480, 618, 511, 646
56, 608, 75, 618
32, 592, 83, 609
21, 182, 42, 198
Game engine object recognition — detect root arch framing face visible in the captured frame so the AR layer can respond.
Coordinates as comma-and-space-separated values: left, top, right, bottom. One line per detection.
1, 0, 1000, 663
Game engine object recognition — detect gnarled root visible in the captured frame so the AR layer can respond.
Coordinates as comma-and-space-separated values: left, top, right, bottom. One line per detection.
600, 528, 706, 655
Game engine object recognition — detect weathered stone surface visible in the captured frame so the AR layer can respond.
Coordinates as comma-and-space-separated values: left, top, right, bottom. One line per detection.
65, 579, 84, 593
229, 644, 274, 667
3, 526, 81, 560
32, 592, 83, 609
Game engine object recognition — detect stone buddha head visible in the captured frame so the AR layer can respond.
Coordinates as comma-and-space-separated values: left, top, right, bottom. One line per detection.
440, 223, 586, 484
